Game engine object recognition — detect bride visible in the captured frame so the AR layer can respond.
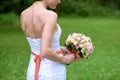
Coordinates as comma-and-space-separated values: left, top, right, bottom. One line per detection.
20, 0, 75, 80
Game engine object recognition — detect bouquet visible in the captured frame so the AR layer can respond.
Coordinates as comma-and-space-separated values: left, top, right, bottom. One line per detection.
65, 33, 94, 61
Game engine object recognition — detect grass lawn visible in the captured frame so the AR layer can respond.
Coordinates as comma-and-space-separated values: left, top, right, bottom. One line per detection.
0, 17, 120, 80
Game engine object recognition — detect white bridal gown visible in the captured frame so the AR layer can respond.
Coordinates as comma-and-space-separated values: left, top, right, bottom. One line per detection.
26, 24, 66, 80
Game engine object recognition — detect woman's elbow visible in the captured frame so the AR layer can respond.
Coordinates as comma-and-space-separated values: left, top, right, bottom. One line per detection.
41, 48, 53, 57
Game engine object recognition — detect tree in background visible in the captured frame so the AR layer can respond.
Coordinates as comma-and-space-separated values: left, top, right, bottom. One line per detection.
0, 0, 120, 17
0, 0, 33, 14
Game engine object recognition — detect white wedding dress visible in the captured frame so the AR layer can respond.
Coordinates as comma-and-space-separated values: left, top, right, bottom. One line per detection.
26, 24, 66, 80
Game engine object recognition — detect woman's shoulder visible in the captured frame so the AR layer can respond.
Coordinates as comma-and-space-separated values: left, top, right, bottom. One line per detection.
44, 10, 58, 19
20, 7, 32, 18
42, 10, 58, 23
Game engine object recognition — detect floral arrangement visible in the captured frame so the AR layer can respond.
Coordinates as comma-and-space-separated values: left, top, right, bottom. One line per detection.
65, 33, 94, 60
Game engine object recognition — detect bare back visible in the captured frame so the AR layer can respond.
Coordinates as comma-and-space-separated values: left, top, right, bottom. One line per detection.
21, 4, 57, 39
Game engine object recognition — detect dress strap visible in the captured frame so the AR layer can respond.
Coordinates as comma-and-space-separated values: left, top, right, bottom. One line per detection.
32, 50, 62, 80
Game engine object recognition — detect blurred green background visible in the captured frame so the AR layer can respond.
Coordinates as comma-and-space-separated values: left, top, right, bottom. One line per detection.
0, 0, 120, 80
0, 0, 120, 17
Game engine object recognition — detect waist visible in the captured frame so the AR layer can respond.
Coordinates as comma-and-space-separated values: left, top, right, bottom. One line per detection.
31, 50, 63, 58
31, 49, 62, 55
29, 46, 61, 55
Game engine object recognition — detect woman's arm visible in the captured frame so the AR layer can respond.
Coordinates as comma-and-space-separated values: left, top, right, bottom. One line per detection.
40, 11, 75, 64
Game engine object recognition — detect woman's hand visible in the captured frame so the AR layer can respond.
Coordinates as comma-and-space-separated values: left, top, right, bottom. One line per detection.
61, 46, 75, 64
63, 54, 75, 64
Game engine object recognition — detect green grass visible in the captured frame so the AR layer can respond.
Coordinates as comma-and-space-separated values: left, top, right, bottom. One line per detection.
0, 17, 120, 80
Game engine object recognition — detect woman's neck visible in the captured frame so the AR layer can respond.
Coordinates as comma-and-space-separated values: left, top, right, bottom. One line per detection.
33, 1, 47, 9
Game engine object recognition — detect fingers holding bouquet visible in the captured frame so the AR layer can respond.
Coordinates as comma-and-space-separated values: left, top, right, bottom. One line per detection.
64, 53, 75, 64
61, 46, 75, 64
61, 46, 71, 55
